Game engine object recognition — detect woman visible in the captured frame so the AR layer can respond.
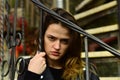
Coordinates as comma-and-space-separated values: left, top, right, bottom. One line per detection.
18, 8, 99, 80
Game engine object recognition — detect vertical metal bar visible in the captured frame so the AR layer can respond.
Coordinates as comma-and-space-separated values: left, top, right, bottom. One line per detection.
116, 0, 120, 76
21, 0, 25, 55
38, 9, 43, 52
117, 0, 120, 50
0, 0, 5, 80
84, 36, 89, 80
9, 0, 18, 79
38, 7, 54, 80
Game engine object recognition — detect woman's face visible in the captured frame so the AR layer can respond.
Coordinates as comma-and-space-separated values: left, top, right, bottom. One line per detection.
44, 23, 71, 61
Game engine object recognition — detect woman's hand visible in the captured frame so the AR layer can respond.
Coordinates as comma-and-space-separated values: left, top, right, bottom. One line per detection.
28, 51, 46, 74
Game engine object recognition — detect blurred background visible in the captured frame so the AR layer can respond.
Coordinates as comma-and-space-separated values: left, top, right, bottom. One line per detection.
0, 0, 120, 80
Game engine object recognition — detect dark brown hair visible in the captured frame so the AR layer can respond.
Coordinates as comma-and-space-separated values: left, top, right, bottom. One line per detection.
40, 8, 85, 80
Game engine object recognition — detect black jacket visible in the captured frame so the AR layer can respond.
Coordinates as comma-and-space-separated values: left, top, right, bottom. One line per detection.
17, 58, 100, 80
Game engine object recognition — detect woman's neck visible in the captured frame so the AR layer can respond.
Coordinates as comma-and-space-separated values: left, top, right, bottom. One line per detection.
47, 59, 63, 69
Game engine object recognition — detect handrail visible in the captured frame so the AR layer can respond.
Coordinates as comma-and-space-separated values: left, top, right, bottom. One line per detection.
1, 0, 120, 80
31, 0, 120, 58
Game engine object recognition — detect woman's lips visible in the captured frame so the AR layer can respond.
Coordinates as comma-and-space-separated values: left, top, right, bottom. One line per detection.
51, 51, 59, 56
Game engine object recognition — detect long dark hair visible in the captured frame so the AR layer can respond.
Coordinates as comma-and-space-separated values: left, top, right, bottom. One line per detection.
40, 8, 85, 80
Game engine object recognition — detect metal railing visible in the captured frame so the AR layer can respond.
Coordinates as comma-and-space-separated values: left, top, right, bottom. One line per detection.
0, 0, 120, 80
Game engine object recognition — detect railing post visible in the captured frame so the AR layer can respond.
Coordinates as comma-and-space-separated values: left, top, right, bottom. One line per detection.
84, 36, 89, 80
116, 0, 120, 76
0, 0, 5, 80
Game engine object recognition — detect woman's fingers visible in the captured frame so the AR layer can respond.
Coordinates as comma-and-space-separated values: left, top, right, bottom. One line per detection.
28, 52, 46, 74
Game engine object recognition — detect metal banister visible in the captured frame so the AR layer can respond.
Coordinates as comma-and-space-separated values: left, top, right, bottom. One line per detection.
31, 0, 120, 58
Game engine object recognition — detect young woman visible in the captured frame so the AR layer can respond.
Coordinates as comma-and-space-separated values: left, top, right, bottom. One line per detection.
18, 8, 100, 80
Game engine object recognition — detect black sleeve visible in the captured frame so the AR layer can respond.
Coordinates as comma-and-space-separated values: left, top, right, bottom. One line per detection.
17, 58, 29, 80
17, 58, 40, 80
24, 70, 40, 80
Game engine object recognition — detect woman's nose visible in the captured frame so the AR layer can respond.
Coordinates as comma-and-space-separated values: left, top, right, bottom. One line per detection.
53, 40, 60, 50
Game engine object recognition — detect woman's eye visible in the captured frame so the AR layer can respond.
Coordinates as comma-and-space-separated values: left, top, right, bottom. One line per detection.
61, 39, 69, 44
48, 36, 55, 41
